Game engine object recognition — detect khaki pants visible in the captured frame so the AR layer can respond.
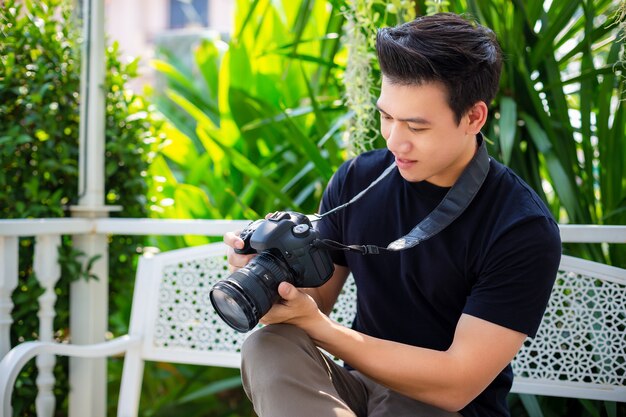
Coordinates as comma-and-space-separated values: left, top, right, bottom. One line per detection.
241, 324, 463, 417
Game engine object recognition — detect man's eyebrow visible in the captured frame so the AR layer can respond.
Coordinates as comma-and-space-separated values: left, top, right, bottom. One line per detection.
375, 103, 432, 125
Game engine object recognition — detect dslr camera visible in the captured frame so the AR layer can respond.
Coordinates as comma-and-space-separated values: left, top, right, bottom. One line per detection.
209, 211, 334, 332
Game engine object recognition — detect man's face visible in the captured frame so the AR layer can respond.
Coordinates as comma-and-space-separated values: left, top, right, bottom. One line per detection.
376, 77, 480, 187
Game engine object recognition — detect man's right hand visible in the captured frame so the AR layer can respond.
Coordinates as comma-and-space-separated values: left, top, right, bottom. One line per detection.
223, 230, 257, 272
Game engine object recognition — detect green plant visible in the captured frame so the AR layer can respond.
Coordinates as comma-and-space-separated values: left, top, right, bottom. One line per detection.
463, 0, 625, 268
149, 0, 348, 229
0, 0, 81, 219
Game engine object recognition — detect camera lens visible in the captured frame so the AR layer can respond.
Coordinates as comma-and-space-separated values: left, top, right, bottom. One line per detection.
210, 284, 253, 331
210, 252, 292, 332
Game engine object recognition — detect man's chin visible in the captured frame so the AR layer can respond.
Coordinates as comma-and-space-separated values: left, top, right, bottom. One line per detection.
397, 169, 426, 183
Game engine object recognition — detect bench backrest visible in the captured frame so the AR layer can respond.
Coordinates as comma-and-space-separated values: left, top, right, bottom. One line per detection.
510, 255, 626, 401
128, 243, 626, 402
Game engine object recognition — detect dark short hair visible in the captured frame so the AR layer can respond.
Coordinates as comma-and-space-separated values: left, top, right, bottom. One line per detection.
376, 13, 502, 124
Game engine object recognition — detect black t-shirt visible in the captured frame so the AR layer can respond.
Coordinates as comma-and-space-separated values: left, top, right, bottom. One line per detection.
316, 147, 562, 417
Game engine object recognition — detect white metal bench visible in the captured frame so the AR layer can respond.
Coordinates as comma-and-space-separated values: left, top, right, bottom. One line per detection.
1, 242, 625, 416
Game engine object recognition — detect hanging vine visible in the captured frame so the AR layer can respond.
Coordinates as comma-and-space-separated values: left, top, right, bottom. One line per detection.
342, 0, 416, 156
425, 0, 450, 15
342, 0, 377, 157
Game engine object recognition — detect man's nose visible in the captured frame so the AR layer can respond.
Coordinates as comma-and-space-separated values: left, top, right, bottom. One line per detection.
385, 123, 411, 154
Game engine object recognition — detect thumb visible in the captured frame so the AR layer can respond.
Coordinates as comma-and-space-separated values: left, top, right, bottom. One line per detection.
278, 281, 297, 300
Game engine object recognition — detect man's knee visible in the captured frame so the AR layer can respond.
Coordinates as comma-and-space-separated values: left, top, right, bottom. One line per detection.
241, 325, 359, 417
242, 323, 313, 363
241, 324, 321, 396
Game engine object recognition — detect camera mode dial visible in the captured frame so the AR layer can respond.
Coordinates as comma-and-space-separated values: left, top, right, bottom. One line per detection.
292, 223, 310, 237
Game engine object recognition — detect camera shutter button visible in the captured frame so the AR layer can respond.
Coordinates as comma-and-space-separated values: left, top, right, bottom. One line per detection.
292, 224, 310, 237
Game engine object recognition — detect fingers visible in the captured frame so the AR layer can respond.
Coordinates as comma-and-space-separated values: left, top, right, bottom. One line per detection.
224, 230, 244, 250
259, 284, 318, 327
224, 230, 255, 272
259, 284, 296, 325
222, 212, 278, 274
278, 281, 297, 300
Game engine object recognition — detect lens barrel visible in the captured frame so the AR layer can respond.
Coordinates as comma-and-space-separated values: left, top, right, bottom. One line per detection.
209, 252, 292, 332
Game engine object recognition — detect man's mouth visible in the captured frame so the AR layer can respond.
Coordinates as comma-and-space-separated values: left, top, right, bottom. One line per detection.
395, 157, 417, 169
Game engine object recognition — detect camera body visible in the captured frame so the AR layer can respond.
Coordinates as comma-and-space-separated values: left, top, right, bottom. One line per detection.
235, 211, 334, 287
210, 211, 334, 332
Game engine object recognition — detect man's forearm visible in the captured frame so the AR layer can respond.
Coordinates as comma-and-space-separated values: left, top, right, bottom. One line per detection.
303, 313, 469, 411
302, 312, 525, 412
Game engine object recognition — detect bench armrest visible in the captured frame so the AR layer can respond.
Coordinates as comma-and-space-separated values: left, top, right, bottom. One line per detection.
1, 335, 141, 417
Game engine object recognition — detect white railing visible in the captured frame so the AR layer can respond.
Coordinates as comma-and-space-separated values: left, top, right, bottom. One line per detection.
0, 217, 251, 354
0, 218, 624, 417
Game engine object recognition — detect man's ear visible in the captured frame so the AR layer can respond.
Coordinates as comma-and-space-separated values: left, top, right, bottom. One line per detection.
465, 101, 488, 135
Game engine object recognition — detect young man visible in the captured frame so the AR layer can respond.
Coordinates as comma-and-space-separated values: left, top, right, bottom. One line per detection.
225, 12, 562, 417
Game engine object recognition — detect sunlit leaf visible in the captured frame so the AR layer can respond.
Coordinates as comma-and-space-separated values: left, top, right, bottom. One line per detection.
498, 96, 517, 165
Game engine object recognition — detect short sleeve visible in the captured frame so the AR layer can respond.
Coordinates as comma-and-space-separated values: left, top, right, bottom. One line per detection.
463, 217, 562, 337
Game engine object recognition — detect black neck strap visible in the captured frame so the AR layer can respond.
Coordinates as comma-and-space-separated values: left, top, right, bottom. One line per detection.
313, 136, 490, 255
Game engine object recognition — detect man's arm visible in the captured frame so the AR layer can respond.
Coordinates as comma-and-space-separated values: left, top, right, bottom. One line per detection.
263, 283, 526, 412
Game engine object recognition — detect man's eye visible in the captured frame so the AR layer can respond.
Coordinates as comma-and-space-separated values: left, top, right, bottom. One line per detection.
408, 127, 426, 133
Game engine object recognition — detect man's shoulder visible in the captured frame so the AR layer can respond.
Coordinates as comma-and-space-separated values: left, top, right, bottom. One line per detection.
479, 159, 559, 237
343, 148, 392, 170
487, 159, 551, 212
335, 148, 393, 184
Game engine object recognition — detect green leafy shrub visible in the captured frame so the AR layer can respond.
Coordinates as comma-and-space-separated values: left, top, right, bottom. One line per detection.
468, 0, 626, 268
0, 0, 81, 218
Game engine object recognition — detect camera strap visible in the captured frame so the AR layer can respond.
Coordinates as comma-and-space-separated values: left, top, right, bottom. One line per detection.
313, 136, 490, 255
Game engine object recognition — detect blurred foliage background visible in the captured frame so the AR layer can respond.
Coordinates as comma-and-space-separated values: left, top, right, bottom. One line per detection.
1, 0, 624, 416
